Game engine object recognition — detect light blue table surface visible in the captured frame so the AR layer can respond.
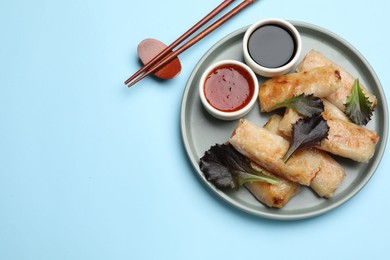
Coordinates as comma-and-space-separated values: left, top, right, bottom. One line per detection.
1, 0, 389, 259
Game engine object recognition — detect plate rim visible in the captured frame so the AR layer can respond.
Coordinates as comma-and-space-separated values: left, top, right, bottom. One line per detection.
180, 21, 389, 220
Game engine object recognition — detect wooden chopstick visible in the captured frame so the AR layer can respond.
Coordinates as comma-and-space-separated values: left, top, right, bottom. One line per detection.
126, 0, 256, 88
124, 0, 235, 85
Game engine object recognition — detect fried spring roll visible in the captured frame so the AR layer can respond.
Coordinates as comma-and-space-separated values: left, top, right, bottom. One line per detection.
245, 163, 300, 208
321, 119, 379, 162
244, 115, 301, 207
322, 99, 350, 122
279, 108, 379, 162
296, 50, 377, 110
259, 64, 342, 112
309, 151, 346, 198
263, 114, 290, 137
278, 108, 302, 137
266, 115, 345, 198
229, 119, 322, 186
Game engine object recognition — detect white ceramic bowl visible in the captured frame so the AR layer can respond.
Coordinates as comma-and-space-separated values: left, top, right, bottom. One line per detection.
243, 18, 302, 77
199, 60, 259, 121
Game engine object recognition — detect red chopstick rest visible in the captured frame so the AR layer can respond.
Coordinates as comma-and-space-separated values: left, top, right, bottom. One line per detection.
137, 38, 182, 80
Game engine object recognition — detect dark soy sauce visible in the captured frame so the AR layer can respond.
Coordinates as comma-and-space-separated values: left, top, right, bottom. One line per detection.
248, 24, 296, 68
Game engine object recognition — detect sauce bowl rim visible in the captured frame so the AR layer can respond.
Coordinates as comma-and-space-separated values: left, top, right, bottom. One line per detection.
242, 18, 302, 77
198, 59, 259, 120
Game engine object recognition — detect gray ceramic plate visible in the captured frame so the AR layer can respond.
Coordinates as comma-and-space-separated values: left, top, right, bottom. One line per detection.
180, 21, 388, 220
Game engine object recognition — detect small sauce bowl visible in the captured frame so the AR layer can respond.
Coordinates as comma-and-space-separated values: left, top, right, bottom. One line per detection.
243, 18, 302, 77
199, 60, 259, 120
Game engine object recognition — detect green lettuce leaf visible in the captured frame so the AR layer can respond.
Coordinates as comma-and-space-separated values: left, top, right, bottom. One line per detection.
345, 79, 373, 125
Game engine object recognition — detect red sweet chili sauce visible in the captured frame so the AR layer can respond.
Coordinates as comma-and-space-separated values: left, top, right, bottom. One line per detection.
203, 64, 255, 112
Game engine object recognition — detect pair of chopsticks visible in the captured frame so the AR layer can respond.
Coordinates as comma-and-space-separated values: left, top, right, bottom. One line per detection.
124, 0, 256, 87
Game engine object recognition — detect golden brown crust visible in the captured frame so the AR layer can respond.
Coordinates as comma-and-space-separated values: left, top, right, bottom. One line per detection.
229, 119, 320, 186
267, 114, 345, 198
297, 49, 377, 110
320, 119, 379, 162
245, 163, 300, 208
279, 108, 379, 162
230, 119, 346, 198
309, 149, 345, 198
259, 64, 342, 112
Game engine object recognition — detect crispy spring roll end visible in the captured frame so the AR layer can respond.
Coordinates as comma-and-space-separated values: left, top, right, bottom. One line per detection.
245, 163, 300, 208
